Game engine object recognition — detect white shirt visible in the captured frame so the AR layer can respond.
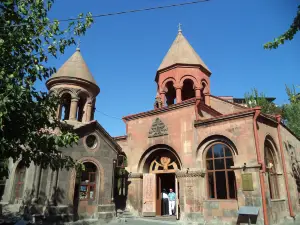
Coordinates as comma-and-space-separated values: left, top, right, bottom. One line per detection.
162, 193, 168, 199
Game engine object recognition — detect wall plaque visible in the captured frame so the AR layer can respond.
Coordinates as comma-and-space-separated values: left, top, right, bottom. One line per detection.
148, 118, 168, 138
242, 173, 254, 191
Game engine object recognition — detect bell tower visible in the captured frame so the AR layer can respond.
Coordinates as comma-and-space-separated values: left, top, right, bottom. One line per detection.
46, 47, 100, 123
154, 25, 211, 108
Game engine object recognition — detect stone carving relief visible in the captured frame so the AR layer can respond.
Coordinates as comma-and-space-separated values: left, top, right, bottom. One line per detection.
149, 156, 178, 173
148, 118, 168, 138
175, 169, 206, 178
142, 174, 156, 214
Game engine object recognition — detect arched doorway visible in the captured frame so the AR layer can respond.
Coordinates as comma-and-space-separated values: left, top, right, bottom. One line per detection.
139, 146, 181, 217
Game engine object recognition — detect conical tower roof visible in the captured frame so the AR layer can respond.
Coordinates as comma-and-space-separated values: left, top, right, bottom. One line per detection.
157, 30, 210, 74
48, 48, 97, 85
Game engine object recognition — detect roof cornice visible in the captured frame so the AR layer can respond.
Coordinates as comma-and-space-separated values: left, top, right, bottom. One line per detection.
46, 76, 100, 96
114, 135, 128, 141
194, 109, 255, 127
123, 98, 196, 121
74, 120, 122, 152
155, 63, 211, 82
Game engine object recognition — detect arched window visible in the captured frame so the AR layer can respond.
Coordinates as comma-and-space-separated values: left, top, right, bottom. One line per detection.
77, 93, 88, 122
79, 162, 97, 200
200, 82, 207, 100
59, 93, 71, 120
165, 81, 176, 106
14, 162, 26, 200
181, 79, 195, 101
206, 143, 236, 199
265, 141, 280, 199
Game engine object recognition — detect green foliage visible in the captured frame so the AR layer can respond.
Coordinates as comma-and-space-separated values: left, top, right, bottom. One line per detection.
244, 89, 282, 115
264, 5, 300, 49
0, 0, 93, 180
282, 85, 300, 137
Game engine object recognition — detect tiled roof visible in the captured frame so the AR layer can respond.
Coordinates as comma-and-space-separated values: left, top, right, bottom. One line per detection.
158, 30, 210, 73
49, 48, 97, 85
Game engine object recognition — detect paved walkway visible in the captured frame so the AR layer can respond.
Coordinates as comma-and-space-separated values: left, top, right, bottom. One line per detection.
109, 217, 179, 225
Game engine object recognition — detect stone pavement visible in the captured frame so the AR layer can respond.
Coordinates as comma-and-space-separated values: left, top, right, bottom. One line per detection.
109, 217, 178, 225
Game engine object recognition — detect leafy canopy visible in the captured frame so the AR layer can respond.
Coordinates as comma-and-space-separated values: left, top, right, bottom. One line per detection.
264, 5, 300, 49
244, 89, 282, 115
245, 87, 300, 138
0, 0, 93, 179
282, 86, 300, 137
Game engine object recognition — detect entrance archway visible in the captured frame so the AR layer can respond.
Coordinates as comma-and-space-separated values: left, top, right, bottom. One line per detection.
139, 145, 181, 218
138, 144, 182, 173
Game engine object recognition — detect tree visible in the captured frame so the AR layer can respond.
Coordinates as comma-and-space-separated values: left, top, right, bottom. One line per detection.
244, 89, 282, 115
0, 0, 94, 180
264, 5, 300, 49
282, 85, 300, 137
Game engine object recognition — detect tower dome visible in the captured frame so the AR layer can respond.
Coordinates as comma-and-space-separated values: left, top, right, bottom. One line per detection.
46, 48, 99, 123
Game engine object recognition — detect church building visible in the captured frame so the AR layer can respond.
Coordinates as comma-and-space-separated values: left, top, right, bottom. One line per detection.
1, 27, 300, 225
114, 28, 300, 225
1, 47, 121, 222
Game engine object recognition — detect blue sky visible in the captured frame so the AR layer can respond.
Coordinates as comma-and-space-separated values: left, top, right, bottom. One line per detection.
39, 0, 300, 137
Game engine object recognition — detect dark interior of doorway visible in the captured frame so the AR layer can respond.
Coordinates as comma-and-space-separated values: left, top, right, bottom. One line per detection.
156, 173, 175, 216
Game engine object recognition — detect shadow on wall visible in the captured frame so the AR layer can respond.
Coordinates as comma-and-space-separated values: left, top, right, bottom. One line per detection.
114, 169, 130, 211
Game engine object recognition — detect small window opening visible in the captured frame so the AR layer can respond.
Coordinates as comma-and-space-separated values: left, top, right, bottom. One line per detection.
165, 81, 176, 106
86, 135, 98, 149
79, 162, 97, 200
59, 93, 71, 120
181, 79, 195, 101
206, 143, 236, 199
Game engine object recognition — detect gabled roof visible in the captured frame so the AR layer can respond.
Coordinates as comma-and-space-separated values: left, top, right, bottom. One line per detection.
157, 30, 210, 73
48, 48, 97, 86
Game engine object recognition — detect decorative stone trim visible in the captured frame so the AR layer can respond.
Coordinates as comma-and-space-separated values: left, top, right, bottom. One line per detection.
175, 169, 206, 178
128, 172, 143, 179
148, 118, 168, 138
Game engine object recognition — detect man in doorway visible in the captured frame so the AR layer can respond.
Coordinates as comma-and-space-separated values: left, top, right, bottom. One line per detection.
161, 188, 169, 216
168, 188, 176, 216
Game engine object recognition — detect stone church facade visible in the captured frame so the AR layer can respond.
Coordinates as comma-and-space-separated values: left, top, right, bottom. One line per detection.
1, 47, 122, 222
114, 29, 300, 225
1, 28, 300, 225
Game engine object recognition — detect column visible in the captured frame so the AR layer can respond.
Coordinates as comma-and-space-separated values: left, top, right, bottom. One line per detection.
204, 93, 210, 106
175, 86, 182, 103
32, 165, 42, 204
195, 87, 201, 100
85, 102, 93, 122
50, 170, 59, 206
56, 105, 61, 119
69, 97, 79, 120
160, 92, 165, 107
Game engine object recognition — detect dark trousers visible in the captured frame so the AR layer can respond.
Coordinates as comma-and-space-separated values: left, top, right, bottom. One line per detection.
162, 198, 169, 215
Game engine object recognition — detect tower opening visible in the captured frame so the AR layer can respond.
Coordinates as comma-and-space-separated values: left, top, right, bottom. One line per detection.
165, 81, 176, 106
201, 82, 207, 100
181, 79, 195, 101
60, 93, 71, 120
77, 94, 88, 122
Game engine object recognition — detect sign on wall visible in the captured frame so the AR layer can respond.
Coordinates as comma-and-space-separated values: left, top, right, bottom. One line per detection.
242, 173, 254, 191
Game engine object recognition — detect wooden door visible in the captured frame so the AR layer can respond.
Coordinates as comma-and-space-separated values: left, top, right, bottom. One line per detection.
143, 173, 156, 217
156, 175, 162, 216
